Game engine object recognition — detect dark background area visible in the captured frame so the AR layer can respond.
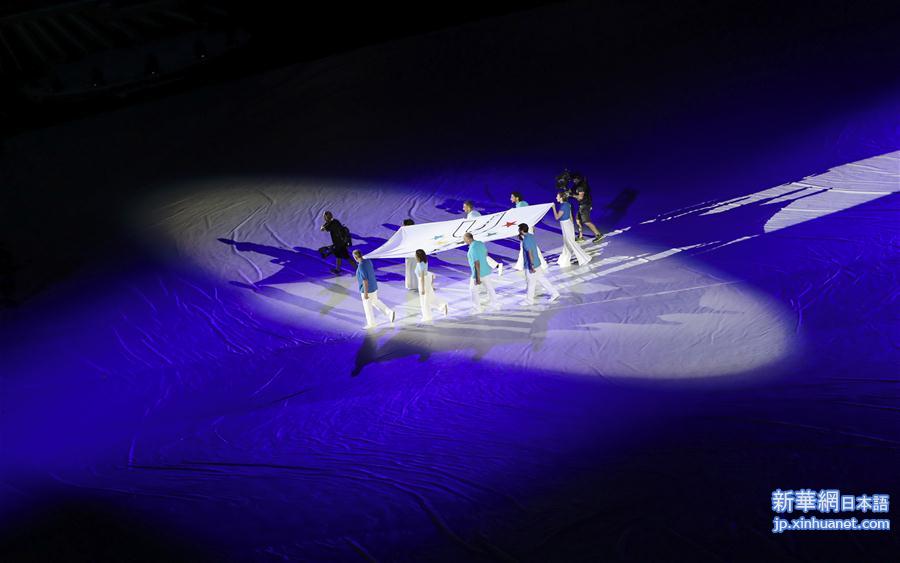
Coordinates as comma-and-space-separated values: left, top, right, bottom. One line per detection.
2, 0, 900, 137
0, 0, 563, 135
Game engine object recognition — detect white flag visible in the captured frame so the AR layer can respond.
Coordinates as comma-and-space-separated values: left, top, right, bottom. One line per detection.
365, 203, 554, 259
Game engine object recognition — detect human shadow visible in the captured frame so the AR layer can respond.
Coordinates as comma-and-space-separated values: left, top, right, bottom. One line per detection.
218, 238, 360, 316
556, 272, 744, 327
351, 328, 433, 376
351, 304, 564, 376
628, 187, 827, 253
597, 187, 639, 232
569, 187, 829, 308
230, 281, 359, 323
218, 239, 330, 282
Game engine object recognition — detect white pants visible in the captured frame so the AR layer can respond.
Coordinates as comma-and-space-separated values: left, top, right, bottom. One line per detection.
469, 276, 497, 311
360, 290, 393, 327
525, 268, 559, 303
558, 218, 592, 266
418, 272, 447, 322
404, 257, 418, 291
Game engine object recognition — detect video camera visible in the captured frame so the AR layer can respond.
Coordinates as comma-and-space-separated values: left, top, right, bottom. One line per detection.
555, 168, 572, 190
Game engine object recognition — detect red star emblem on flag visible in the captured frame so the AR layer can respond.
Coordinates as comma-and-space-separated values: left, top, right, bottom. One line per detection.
504, 221, 517, 227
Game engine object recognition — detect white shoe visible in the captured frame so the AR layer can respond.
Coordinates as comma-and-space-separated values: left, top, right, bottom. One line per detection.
389, 309, 396, 324
363, 324, 376, 330
548, 293, 560, 303
473, 307, 484, 315
497, 263, 504, 277
441, 303, 449, 317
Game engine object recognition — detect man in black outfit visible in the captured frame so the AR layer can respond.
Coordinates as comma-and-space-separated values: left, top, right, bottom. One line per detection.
319, 211, 351, 274
573, 174, 602, 242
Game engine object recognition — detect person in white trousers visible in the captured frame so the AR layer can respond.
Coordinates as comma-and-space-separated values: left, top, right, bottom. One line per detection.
517, 223, 560, 305
353, 249, 396, 329
552, 191, 592, 267
464, 232, 498, 313
414, 249, 448, 322
402, 219, 418, 291
463, 200, 504, 277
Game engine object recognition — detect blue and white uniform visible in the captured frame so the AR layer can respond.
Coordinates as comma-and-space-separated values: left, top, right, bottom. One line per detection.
404, 256, 418, 291
356, 258, 395, 328
520, 233, 560, 305
415, 260, 448, 322
556, 200, 591, 267
466, 240, 498, 312
466, 208, 502, 274
521, 233, 541, 269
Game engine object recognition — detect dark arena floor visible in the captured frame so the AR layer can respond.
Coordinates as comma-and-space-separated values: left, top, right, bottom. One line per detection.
1, 1, 898, 561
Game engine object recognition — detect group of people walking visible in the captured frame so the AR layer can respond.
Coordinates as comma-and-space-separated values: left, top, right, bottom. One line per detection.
319, 182, 602, 330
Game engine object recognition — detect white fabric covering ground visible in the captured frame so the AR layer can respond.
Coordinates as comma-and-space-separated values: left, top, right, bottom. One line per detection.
140, 151, 899, 379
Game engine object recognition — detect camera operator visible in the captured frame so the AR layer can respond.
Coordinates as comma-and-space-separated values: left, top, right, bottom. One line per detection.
572, 174, 602, 242
318, 211, 351, 275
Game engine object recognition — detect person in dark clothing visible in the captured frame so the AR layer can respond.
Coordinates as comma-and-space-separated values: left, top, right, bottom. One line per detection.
572, 174, 602, 242
319, 211, 351, 274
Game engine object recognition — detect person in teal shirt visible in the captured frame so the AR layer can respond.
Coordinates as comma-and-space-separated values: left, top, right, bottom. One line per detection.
464, 232, 498, 313
462, 200, 504, 276
510, 192, 529, 207
353, 250, 396, 329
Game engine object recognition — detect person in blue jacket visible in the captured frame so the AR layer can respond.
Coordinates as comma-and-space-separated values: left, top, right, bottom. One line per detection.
353, 249, 396, 329
518, 223, 560, 305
